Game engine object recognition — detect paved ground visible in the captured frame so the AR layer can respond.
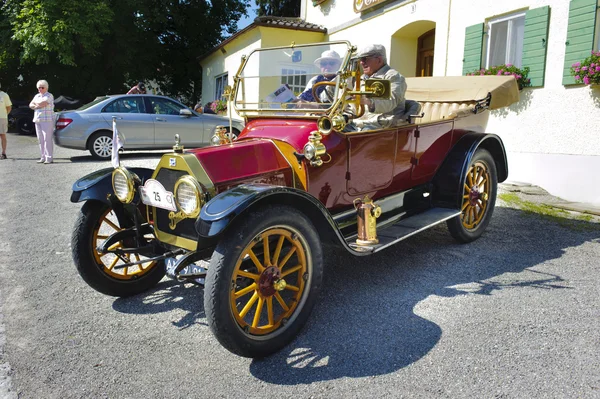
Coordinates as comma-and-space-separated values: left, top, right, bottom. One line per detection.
1, 131, 599, 398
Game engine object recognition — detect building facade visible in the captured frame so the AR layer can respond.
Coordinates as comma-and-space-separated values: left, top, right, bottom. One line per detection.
200, 0, 600, 205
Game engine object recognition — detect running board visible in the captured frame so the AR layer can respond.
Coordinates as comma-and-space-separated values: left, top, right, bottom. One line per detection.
347, 208, 461, 254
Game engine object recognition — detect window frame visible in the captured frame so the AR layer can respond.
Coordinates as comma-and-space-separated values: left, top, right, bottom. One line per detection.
101, 96, 145, 114
280, 65, 310, 96
485, 11, 526, 68
595, 1, 600, 51
215, 73, 228, 101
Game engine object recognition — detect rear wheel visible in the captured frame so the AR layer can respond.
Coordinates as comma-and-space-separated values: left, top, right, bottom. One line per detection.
88, 132, 112, 159
447, 148, 498, 243
204, 205, 323, 358
72, 201, 166, 297
17, 117, 35, 135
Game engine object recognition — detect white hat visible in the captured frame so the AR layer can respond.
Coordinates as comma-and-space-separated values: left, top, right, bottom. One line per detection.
356, 44, 386, 59
314, 50, 342, 68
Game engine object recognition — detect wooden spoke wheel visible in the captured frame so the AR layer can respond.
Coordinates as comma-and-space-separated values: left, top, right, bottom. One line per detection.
447, 149, 498, 243
73, 201, 165, 297
205, 205, 323, 358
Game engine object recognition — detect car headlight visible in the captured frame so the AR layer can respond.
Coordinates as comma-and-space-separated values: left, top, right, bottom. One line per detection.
303, 143, 316, 160
174, 176, 204, 217
112, 167, 135, 204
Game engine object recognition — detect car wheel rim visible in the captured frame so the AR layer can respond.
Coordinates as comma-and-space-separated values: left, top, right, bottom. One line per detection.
94, 136, 113, 158
460, 160, 490, 230
230, 226, 310, 337
92, 208, 157, 280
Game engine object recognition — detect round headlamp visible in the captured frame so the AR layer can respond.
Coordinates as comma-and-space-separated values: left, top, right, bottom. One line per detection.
112, 167, 135, 204
174, 176, 204, 217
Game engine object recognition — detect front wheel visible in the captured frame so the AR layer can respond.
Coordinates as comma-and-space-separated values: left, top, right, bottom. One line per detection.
72, 201, 166, 297
17, 117, 35, 135
447, 148, 498, 243
204, 205, 323, 358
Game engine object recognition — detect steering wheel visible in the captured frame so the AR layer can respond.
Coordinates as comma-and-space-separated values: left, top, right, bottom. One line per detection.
311, 81, 337, 103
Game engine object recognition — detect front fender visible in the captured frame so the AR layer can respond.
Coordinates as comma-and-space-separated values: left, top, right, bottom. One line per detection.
70, 167, 155, 204
195, 184, 345, 246
432, 132, 508, 209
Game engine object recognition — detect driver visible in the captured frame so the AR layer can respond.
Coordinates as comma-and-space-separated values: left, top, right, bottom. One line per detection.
353, 44, 408, 130
297, 50, 342, 103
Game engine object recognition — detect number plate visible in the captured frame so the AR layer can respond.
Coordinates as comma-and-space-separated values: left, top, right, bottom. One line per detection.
140, 179, 177, 211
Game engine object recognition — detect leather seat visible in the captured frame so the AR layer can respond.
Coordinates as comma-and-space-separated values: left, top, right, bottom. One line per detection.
417, 101, 475, 124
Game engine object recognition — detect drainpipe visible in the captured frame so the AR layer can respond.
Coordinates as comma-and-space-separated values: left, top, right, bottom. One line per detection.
444, 0, 452, 76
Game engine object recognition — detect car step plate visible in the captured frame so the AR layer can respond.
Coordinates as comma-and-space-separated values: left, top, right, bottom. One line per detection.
347, 207, 461, 253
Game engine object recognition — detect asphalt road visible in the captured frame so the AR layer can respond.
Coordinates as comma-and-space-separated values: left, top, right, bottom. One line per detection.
1, 132, 599, 398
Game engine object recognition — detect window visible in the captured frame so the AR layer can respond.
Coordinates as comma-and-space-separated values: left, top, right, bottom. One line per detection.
215, 73, 228, 101
486, 12, 525, 68
281, 68, 308, 95
147, 97, 185, 115
102, 97, 144, 113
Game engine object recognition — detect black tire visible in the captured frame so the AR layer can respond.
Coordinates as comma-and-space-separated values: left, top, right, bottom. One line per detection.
72, 201, 166, 297
447, 148, 498, 243
17, 117, 35, 135
88, 132, 113, 159
204, 205, 323, 358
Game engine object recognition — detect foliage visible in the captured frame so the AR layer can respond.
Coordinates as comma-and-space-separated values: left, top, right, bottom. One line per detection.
255, 0, 299, 17
210, 99, 227, 113
0, 0, 249, 105
570, 51, 600, 85
467, 64, 531, 90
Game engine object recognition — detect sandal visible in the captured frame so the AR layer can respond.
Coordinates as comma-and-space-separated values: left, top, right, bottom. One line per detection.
0, 153, 6, 160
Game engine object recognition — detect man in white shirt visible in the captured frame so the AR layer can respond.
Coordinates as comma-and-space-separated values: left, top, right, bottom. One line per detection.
0, 82, 12, 159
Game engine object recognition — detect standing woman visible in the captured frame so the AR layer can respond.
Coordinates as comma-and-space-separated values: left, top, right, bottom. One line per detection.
29, 80, 55, 164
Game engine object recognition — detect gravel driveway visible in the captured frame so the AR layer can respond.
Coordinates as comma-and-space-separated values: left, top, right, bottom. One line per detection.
1, 132, 599, 398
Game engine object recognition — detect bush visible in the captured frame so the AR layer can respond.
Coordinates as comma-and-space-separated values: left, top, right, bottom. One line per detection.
467, 64, 531, 89
570, 51, 600, 85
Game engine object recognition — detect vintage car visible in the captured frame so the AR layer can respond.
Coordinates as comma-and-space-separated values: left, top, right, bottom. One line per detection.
70, 41, 519, 358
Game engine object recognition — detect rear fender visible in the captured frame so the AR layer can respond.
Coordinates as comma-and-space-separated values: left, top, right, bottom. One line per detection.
195, 184, 345, 247
432, 132, 508, 209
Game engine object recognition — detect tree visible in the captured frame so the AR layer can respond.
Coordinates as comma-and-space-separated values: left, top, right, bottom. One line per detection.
255, 0, 300, 17
0, 0, 249, 105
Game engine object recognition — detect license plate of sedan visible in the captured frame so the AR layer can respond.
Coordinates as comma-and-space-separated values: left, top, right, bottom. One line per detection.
139, 179, 177, 211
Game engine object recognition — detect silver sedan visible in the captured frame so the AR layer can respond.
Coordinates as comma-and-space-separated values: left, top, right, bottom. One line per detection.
54, 94, 244, 159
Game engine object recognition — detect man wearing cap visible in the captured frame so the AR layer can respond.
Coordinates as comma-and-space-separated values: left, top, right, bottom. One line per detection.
354, 44, 407, 129
127, 82, 147, 95
297, 50, 342, 103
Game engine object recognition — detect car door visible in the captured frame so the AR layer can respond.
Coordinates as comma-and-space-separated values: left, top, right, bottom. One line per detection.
101, 96, 154, 148
146, 97, 205, 148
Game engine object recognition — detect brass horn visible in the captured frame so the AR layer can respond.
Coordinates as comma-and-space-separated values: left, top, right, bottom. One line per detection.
317, 116, 332, 135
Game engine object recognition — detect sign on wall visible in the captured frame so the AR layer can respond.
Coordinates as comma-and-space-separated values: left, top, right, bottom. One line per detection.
354, 0, 402, 13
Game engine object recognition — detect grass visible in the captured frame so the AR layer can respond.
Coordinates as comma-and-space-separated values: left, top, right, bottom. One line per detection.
498, 192, 600, 230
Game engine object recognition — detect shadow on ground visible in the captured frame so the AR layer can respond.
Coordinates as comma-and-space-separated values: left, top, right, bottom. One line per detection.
110, 206, 598, 383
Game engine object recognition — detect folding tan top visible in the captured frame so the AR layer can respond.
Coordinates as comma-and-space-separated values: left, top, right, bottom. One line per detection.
404, 76, 520, 110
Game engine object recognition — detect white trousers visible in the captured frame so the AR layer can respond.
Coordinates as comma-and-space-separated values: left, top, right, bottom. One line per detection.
35, 121, 55, 162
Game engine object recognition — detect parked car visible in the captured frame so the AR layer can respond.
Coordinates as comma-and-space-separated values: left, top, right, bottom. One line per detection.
54, 94, 244, 159
69, 41, 519, 358
7, 100, 35, 135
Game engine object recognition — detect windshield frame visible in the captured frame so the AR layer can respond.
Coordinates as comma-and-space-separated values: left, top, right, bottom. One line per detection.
231, 41, 354, 118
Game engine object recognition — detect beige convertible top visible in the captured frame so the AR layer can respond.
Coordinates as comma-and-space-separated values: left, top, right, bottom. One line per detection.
405, 76, 520, 110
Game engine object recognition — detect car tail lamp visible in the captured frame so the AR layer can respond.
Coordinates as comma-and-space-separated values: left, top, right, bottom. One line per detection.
55, 117, 73, 130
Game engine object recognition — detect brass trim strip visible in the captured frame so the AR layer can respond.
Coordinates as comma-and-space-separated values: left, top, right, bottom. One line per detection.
270, 139, 308, 190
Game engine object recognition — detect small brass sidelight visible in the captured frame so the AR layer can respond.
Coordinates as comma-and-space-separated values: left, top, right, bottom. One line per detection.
353, 195, 382, 246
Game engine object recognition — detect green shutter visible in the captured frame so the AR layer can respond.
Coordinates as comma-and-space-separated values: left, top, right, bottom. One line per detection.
563, 0, 598, 85
522, 6, 550, 87
463, 23, 484, 75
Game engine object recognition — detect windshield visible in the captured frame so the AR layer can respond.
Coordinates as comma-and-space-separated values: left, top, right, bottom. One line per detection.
233, 42, 352, 117
77, 96, 109, 111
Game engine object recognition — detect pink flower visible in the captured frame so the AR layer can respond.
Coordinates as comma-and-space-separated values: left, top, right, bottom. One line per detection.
516, 75, 522, 79
596, 66, 600, 72
583, 76, 590, 85
504, 71, 511, 75
582, 66, 588, 71
572, 62, 581, 67
497, 71, 503, 75
506, 64, 513, 67
574, 75, 580, 80
575, 67, 580, 73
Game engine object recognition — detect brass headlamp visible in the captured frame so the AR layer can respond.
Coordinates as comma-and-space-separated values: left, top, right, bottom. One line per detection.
303, 131, 328, 167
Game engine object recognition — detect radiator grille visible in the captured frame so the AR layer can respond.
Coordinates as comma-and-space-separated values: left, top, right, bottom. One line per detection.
154, 168, 198, 241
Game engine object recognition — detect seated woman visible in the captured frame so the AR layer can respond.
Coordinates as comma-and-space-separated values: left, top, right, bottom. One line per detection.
297, 50, 342, 103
